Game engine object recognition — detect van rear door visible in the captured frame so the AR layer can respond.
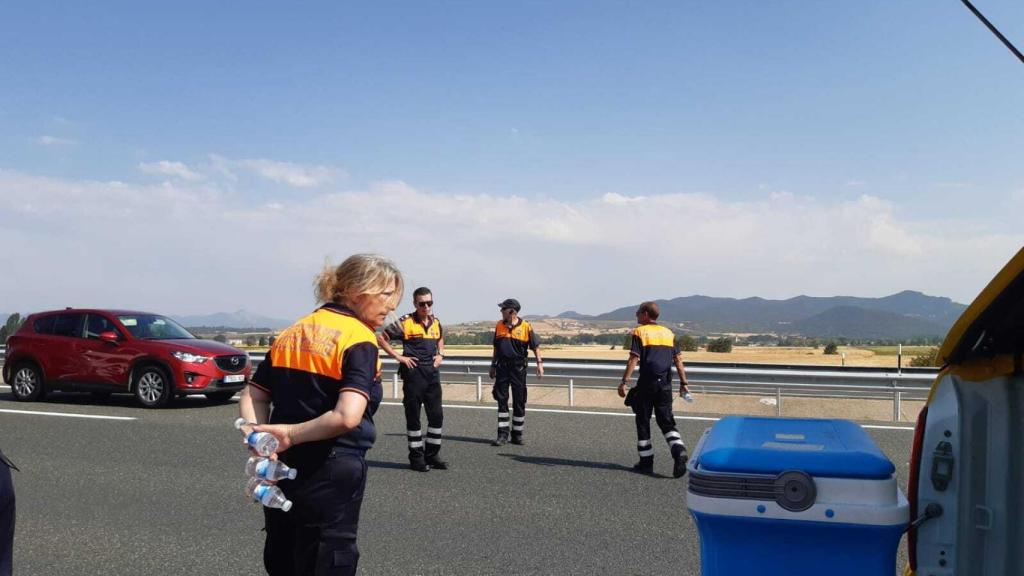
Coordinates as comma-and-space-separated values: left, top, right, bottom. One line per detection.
910, 248, 1024, 575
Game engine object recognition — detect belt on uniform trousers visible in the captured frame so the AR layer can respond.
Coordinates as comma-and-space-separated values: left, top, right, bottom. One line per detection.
495, 358, 527, 369
330, 446, 368, 457
402, 362, 437, 373
636, 375, 670, 390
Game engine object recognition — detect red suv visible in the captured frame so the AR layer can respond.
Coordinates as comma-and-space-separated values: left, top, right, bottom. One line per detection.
2, 308, 251, 408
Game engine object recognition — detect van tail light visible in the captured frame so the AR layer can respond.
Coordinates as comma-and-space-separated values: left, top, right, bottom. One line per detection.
907, 406, 929, 571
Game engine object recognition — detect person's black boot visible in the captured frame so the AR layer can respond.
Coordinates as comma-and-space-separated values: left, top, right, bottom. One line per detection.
632, 456, 654, 475
425, 454, 449, 470
672, 447, 689, 479
491, 433, 509, 447
409, 453, 431, 472
510, 433, 525, 446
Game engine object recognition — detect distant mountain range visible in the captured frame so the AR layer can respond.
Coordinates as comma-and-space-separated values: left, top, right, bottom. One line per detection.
555, 291, 966, 339
172, 310, 292, 330
4, 291, 967, 339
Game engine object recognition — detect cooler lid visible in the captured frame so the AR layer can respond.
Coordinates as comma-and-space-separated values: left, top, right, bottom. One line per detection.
696, 416, 895, 480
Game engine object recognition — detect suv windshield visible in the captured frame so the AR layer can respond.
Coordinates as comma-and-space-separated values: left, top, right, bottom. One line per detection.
117, 314, 195, 340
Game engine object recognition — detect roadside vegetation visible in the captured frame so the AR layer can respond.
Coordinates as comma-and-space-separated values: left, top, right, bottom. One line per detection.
0, 313, 25, 343
909, 346, 941, 367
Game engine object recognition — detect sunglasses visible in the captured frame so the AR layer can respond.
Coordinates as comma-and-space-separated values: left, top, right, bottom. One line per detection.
416, 301, 434, 308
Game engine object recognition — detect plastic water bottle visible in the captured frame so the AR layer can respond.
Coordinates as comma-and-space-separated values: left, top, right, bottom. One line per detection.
235, 418, 279, 457
682, 392, 695, 403
245, 478, 293, 512
246, 456, 297, 481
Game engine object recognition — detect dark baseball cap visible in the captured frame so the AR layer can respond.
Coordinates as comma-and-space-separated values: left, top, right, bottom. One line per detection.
497, 298, 521, 312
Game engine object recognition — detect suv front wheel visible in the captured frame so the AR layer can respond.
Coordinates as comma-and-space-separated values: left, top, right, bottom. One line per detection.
133, 366, 173, 408
11, 362, 46, 401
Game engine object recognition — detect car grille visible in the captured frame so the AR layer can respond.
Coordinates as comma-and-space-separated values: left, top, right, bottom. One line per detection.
215, 355, 248, 373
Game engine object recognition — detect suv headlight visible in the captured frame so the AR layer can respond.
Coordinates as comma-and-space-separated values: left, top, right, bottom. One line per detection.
172, 351, 211, 364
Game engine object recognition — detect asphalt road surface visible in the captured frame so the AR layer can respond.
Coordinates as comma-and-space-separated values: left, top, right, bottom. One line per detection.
0, 388, 912, 575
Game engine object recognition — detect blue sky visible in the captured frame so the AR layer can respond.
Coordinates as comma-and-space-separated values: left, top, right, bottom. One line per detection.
1, 2, 1022, 322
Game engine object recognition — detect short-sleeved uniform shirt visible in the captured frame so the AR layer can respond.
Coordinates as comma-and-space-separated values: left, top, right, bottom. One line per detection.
250, 303, 383, 458
493, 318, 539, 363
383, 313, 443, 364
630, 323, 680, 387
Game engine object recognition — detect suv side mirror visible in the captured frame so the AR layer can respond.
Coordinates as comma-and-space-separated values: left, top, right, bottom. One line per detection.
99, 331, 120, 344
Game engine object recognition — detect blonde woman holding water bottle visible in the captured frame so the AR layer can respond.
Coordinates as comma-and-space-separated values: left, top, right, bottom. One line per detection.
238, 254, 402, 576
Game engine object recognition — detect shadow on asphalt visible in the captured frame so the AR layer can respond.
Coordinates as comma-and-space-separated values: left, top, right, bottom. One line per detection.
366, 460, 412, 470
384, 433, 494, 446
499, 453, 671, 477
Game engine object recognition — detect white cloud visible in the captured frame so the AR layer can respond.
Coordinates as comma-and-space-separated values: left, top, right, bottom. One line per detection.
207, 154, 239, 182
602, 192, 644, 205
138, 160, 203, 181
0, 167, 1019, 322
35, 135, 76, 146
240, 158, 344, 188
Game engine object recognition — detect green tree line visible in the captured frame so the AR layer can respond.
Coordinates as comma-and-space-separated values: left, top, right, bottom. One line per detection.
1, 313, 25, 343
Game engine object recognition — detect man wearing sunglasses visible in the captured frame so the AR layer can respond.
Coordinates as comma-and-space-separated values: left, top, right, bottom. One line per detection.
489, 298, 543, 446
380, 287, 448, 472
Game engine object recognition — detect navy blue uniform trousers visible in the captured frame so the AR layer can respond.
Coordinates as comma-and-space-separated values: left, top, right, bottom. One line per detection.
0, 449, 15, 576
264, 447, 367, 576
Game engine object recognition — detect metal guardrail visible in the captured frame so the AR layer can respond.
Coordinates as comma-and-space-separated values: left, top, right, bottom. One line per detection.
247, 353, 936, 422
0, 346, 934, 421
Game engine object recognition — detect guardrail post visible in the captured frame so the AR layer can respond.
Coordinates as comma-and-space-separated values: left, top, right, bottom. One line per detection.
893, 390, 902, 422
776, 387, 782, 416
392, 373, 399, 399
569, 378, 574, 407
476, 376, 482, 402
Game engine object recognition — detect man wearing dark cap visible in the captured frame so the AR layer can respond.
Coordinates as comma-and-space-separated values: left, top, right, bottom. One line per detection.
617, 301, 691, 478
489, 298, 543, 446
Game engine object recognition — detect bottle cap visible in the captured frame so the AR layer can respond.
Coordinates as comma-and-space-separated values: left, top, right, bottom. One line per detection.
281, 500, 293, 512
287, 469, 298, 480
233, 417, 246, 430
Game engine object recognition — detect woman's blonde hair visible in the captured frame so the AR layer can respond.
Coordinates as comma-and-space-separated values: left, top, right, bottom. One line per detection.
314, 254, 404, 309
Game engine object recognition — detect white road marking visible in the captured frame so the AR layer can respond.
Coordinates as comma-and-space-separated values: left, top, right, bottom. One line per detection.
0, 408, 136, 421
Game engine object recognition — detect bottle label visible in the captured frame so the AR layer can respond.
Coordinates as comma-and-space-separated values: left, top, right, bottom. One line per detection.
255, 459, 270, 478
246, 432, 259, 447
253, 483, 269, 502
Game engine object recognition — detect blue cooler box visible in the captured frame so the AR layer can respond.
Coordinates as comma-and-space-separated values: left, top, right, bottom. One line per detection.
686, 416, 908, 576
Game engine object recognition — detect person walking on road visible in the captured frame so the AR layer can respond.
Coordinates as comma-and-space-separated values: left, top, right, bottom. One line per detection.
617, 301, 692, 478
0, 448, 16, 576
489, 298, 543, 446
379, 287, 449, 472
239, 253, 403, 576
